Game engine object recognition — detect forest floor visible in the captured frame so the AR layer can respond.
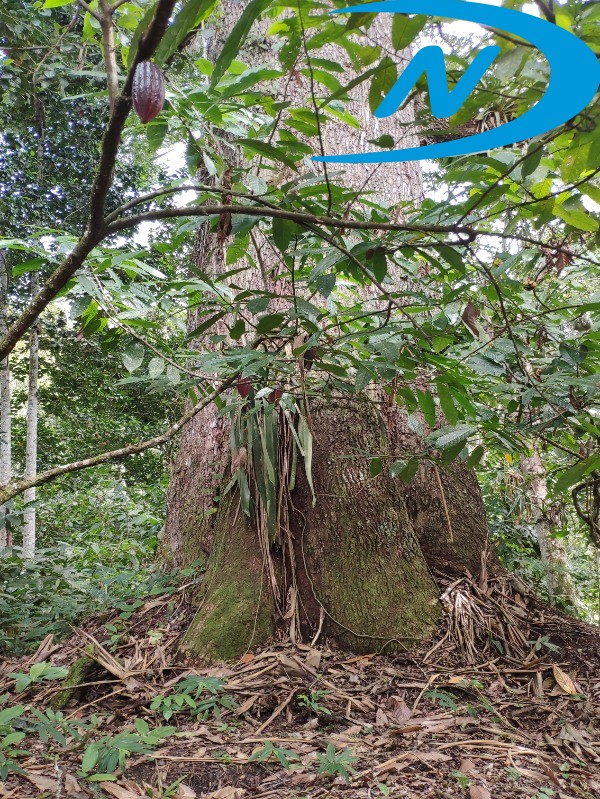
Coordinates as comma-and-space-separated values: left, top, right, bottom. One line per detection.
1, 572, 599, 799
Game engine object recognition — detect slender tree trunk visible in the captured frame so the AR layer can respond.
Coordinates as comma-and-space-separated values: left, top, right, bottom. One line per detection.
0, 252, 12, 550
522, 444, 575, 606
163, 3, 493, 660
22, 271, 40, 559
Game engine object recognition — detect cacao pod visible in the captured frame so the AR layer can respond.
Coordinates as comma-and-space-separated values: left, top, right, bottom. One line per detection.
237, 376, 252, 398
132, 61, 165, 124
267, 386, 283, 404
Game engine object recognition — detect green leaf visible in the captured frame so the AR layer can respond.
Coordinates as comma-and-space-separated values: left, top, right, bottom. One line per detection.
298, 415, 316, 507
236, 139, 299, 171
187, 311, 227, 339
368, 57, 398, 115
416, 389, 436, 428
155, 0, 218, 67
367, 134, 395, 149
436, 382, 458, 425
0, 706, 25, 726
81, 742, 100, 774
211, 0, 271, 87
148, 357, 165, 378
272, 217, 300, 253
29, 663, 46, 680
435, 425, 473, 450
391, 14, 427, 50
127, 3, 158, 67
370, 457, 383, 477
465, 445, 485, 468
256, 314, 285, 334
390, 458, 419, 484
134, 718, 150, 737
42, 0, 72, 7
229, 319, 246, 340
555, 202, 598, 232
122, 342, 145, 373
368, 248, 387, 283
554, 454, 600, 493
1, 732, 25, 747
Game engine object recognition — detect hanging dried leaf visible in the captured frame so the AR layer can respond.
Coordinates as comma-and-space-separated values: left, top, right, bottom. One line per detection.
231, 446, 248, 474
461, 301, 480, 337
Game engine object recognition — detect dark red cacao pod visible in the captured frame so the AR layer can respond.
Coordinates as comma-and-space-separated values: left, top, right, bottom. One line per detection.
268, 386, 283, 404
132, 61, 165, 124
237, 377, 252, 398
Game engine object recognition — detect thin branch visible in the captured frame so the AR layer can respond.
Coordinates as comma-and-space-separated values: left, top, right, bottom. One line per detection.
106, 203, 476, 239
0, 375, 237, 506
99, 0, 120, 112
104, 183, 275, 223
77, 0, 101, 22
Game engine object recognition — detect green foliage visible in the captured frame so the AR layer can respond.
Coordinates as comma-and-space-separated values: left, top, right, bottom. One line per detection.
8, 662, 69, 694
249, 739, 301, 768
1, 0, 599, 649
79, 720, 175, 781
297, 690, 331, 716
27, 706, 84, 748
315, 743, 358, 782
0, 542, 183, 656
0, 703, 28, 779
150, 677, 237, 722
424, 689, 459, 712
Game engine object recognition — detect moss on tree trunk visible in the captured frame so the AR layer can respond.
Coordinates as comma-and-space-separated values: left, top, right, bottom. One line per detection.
182, 494, 274, 661
180, 401, 444, 661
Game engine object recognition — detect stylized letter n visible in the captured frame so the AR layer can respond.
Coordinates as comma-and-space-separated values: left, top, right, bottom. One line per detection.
375, 44, 501, 119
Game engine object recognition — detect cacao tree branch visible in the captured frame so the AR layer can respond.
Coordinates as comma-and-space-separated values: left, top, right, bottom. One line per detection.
77, 0, 101, 22
106, 203, 596, 265
0, 375, 237, 506
0, 0, 178, 362
110, 0, 132, 11
106, 204, 476, 239
104, 183, 275, 222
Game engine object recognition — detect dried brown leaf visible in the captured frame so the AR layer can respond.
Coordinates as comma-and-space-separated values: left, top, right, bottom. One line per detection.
459, 758, 477, 774
22, 773, 58, 792
462, 301, 480, 337
386, 695, 412, 723
552, 665, 578, 696
203, 789, 246, 799
375, 707, 389, 727
305, 648, 322, 670
174, 785, 197, 799
102, 783, 144, 799
469, 786, 492, 799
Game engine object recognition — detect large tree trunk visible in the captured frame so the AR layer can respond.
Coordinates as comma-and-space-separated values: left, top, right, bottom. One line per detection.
163, 3, 493, 659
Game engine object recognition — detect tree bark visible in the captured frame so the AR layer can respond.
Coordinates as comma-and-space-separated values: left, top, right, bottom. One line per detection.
23, 271, 40, 560
522, 444, 576, 606
163, 3, 493, 660
0, 252, 12, 550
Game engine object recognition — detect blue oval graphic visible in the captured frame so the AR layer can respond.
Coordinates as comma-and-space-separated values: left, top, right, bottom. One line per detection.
314, 0, 600, 164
